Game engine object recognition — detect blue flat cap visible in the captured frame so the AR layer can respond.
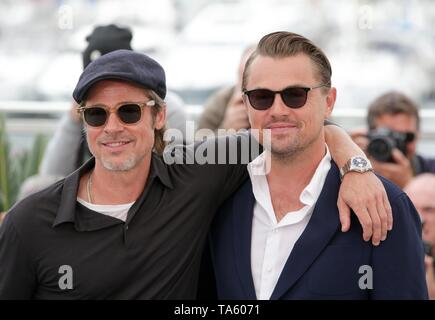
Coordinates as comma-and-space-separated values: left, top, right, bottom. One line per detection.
73, 49, 166, 103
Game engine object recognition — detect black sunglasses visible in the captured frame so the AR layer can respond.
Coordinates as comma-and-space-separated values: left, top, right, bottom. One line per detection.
77, 101, 155, 127
242, 84, 330, 110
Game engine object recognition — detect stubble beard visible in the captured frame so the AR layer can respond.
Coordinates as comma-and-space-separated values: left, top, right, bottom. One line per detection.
269, 126, 322, 164
101, 152, 146, 171
88, 134, 150, 172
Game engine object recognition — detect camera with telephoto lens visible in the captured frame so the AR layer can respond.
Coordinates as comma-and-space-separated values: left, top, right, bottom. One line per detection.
367, 127, 411, 163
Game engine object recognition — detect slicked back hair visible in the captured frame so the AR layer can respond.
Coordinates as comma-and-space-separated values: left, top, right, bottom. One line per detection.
242, 31, 332, 91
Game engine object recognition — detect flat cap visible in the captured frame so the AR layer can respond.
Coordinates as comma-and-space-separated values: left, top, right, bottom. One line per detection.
73, 49, 166, 103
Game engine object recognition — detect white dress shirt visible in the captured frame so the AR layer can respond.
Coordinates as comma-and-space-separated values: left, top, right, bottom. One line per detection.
247, 145, 331, 300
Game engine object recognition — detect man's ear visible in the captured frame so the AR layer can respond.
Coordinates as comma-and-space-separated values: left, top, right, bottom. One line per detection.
154, 104, 167, 130
325, 87, 337, 118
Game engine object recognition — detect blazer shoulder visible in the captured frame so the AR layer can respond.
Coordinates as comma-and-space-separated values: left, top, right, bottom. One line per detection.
377, 175, 422, 236
377, 174, 405, 201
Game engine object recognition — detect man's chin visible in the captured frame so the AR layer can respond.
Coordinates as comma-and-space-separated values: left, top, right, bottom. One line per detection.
270, 141, 299, 154
101, 158, 137, 172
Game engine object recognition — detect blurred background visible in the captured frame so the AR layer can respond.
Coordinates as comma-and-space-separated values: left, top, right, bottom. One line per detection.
1, 0, 435, 210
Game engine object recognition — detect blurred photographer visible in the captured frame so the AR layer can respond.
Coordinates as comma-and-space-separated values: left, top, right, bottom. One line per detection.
351, 91, 435, 188
404, 173, 435, 299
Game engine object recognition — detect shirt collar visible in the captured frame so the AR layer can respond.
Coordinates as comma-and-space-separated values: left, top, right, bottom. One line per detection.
53, 158, 94, 227
150, 152, 174, 189
53, 152, 173, 228
247, 144, 332, 210
299, 145, 331, 206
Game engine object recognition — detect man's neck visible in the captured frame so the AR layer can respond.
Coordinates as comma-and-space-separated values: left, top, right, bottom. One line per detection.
266, 139, 326, 220
268, 138, 326, 185
78, 155, 152, 205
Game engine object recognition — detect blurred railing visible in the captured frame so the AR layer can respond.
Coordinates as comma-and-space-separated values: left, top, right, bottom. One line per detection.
1, 101, 435, 156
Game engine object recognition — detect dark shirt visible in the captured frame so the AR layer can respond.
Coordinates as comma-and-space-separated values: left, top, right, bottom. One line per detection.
415, 154, 435, 174
0, 133, 259, 299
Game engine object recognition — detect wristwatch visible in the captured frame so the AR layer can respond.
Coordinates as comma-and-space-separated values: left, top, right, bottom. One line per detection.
340, 156, 373, 179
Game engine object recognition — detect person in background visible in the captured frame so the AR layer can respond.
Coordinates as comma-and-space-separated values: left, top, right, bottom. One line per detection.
39, 24, 187, 177
16, 175, 65, 201
404, 173, 435, 299
351, 91, 435, 188
197, 45, 255, 132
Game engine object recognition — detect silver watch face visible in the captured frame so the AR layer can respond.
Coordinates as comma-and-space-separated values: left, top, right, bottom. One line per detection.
352, 157, 368, 169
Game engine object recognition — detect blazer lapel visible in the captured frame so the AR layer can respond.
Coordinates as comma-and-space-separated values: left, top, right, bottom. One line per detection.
232, 180, 257, 299
270, 162, 342, 299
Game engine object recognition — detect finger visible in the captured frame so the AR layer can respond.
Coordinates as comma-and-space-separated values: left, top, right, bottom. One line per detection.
368, 200, 382, 246
391, 148, 408, 166
425, 256, 433, 270
337, 197, 351, 232
384, 192, 393, 230
353, 206, 373, 242
424, 256, 435, 283
375, 192, 388, 241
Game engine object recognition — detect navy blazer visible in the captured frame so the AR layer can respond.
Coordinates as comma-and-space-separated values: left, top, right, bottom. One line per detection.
208, 162, 428, 299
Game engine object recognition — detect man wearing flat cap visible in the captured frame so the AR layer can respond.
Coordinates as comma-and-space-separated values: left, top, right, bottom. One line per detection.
0, 49, 392, 299
39, 24, 187, 178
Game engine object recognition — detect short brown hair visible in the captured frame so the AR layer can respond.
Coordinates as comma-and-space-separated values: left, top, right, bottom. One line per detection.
367, 91, 420, 130
242, 31, 332, 89
145, 89, 167, 155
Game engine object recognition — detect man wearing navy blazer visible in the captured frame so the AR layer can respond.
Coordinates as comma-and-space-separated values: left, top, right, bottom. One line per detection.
208, 31, 428, 299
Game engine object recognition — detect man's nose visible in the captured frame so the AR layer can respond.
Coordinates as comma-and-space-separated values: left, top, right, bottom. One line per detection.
269, 93, 290, 115
104, 111, 124, 133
